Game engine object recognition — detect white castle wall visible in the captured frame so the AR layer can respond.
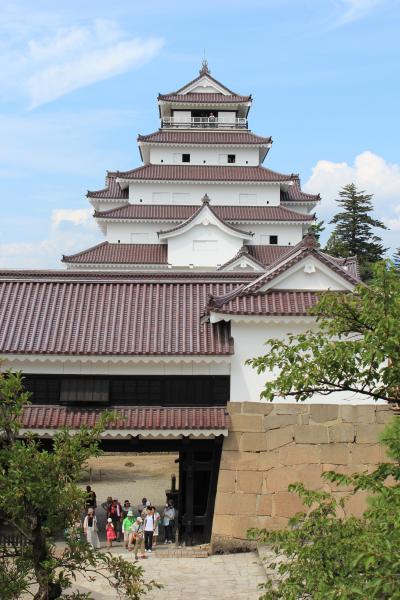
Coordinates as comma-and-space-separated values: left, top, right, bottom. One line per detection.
129, 182, 281, 206
167, 224, 242, 267
105, 221, 304, 246
149, 146, 260, 166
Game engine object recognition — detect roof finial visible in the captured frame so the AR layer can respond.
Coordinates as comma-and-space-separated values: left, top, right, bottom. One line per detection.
202, 193, 211, 204
199, 52, 210, 76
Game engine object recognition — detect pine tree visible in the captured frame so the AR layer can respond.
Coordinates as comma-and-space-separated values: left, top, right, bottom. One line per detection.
307, 220, 325, 247
325, 183, 387, 279
393, 248, 400, 270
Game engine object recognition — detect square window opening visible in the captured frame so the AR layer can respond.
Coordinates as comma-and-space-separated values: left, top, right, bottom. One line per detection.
182, 154, 190, 163
269, 235, 278, 245
227, 154, 236, 163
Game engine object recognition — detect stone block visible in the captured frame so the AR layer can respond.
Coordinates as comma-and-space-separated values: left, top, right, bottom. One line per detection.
320, 443, 349, 465
273, 491, 305, 518
217, 469, 237, 493
214, 492, 257, 515
272, 404, 309, 415
350, 444, 381, 465
328, 424, 355, 443
264, 414, 298, 430
340, 405, 376, 424
344, 490, 370, 518
256, 493, 273, 516
230, 515, 260, 539
230, 413, 264, 432
226, 402, 242, 415
279, 443, 321, 465
375, 407, 395, 424
258, 450, 281, 471
310, 405, 339, 423
240, 432, 268, 452
356, 424, 385, 444
241, 402, 274, 415
220, 450, 259, 471
211, 514, 234, 537
223, 431, 242, 451
322, 464, 367, 491
260, 516, 289, 531
267, 426, 294, 450
237, 470, 263, 494
294, 425, 329, 444
266, 465, 323, 492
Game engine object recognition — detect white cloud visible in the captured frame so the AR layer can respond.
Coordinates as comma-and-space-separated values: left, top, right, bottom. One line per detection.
0, 18, 164, 108
304, 150, 400, 251
336, 0, 385, 25
52, 208, 92, 228
0, 210, 101, 269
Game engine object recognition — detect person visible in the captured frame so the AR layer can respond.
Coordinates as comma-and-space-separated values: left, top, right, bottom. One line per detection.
129, 516, 144, 559
122, 509, 136, 550
163, 499, 176, 544
109, 498, 123, 541
141, 500, 151, 519
153, 507, 161, 547
209, 112, 216, 128
138, 497, 147, 518
101, 496, 113, 515
122, 499, 131, 520
85, 485, 97, 510
83, 508, 100, 549
143, 506, 156, 553
106, 517, 117, 548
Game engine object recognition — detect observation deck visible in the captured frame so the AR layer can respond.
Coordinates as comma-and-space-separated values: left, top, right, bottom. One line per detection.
161, 116, 248, 129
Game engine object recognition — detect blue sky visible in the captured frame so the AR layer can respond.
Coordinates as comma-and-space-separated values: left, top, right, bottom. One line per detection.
1, 0, 399, 268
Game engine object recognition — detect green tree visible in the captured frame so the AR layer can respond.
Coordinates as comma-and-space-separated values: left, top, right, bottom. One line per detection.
0, 369, 160, 600
248, 417, 400, 600
393, 248, 400, 270
246, 261, 400, 404
307, 220, 325, 247
325, 183, 387, 279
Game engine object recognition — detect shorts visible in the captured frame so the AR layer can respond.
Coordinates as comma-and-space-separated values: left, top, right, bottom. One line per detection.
123, 531, 130, 542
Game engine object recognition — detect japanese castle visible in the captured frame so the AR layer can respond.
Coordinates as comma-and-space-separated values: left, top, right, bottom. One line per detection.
1, 62, 388, 549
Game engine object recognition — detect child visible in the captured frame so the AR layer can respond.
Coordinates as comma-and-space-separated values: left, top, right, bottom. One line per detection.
106, 517, 117, 548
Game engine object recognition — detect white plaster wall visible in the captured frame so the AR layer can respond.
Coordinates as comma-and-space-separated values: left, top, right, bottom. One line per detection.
129, 183, 281, 206
3, 357, 229, 376
229, 320, 379, 405
107, 222, 161, 244
150, 147, 259, 166
167, 224, 242, 267
265, 258, 352, 291
246, 224, 303, 246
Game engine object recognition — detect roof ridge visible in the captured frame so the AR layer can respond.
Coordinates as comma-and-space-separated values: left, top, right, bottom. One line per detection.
62, 240, 108, 262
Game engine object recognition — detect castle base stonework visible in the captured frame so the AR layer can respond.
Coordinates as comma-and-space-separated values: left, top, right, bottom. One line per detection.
211, 402, 394, 552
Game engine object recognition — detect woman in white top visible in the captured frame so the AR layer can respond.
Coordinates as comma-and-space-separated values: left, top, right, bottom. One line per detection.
83, 508, 101, 549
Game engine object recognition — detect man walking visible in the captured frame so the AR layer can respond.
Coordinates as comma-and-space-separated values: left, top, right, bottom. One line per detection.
143, 506, 156, 553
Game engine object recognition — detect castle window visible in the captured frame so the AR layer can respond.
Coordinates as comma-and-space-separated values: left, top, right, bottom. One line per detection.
182, 153, 190, 163
269, 235, 278, 245
227, 154, 236, 163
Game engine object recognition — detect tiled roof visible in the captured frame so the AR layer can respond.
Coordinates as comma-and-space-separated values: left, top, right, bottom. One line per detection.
20, 405, 229, 432
207, 236, 360, 315
158, 195, 253, 238
87, 173, 128, 200
0, 278, 237, 355
247, 245, 294, 264
0, 270, 258, 282
138, 130, 271, 145
207, 290, 319, 315
95, 203, 313, 223
62, 242, 168, 265
158, 93, 251, 103
117, 164, 292, 183
281, 177, 319, 203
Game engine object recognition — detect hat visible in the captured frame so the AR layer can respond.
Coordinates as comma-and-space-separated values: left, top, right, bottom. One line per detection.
107, 517, 112, 523
137, 517, 143, 522
127, 510, 133, 516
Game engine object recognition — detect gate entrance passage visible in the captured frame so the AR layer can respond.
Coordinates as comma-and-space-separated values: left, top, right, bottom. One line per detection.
20, 404, 228, 546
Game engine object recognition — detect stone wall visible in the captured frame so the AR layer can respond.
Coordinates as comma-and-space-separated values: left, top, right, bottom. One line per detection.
211, 402, 395, 552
